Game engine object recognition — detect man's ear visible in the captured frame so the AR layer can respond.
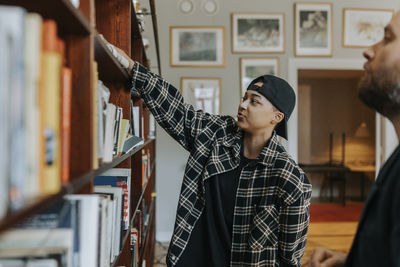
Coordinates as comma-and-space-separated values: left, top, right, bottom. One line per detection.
272, 111, 284, 125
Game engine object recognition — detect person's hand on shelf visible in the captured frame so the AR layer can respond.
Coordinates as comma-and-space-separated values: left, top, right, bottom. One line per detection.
113, 46, 135, 73
308, 247, 347, 267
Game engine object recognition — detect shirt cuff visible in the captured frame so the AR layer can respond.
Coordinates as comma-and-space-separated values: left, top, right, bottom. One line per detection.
130, 61, 149, 95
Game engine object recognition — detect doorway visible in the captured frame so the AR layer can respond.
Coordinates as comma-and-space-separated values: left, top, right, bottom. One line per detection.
297, 69, 376, 202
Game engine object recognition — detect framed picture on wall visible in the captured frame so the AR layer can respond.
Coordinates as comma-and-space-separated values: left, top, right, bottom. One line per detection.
294, 2, 332, 57
343, 8, 393, 48
231, 13, 285, 53
180, 77, 221, 115
170, 26, 225, 67
240, 57, 279, 97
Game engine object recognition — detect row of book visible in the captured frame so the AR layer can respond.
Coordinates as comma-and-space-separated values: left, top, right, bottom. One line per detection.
0, 6, 151, 218
95, 80, 144, 164
0, 168, 132, 267
0, 7, 73, 215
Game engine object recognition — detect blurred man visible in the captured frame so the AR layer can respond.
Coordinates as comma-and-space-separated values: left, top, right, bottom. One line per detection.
309, 11, 400, 267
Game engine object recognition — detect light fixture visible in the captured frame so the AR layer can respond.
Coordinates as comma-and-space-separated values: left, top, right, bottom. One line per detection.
354, 122, 370, 138
178, 0, 194, 15
201, 0, 219, 16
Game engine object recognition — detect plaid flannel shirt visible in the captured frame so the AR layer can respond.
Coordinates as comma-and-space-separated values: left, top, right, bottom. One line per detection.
130, 62, 312, 267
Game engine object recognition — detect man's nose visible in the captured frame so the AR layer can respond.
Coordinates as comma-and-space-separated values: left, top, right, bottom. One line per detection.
363, 48, 374, 61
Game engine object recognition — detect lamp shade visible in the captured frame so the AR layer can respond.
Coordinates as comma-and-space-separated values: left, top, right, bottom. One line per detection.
354, 122, 370, 138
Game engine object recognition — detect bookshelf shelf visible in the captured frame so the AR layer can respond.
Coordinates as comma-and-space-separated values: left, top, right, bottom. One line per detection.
0, 191, 67, 233
94, 33, 130, 83
0, 0, 158, 265
0, 0, 90, 35
95, 138, 155, 176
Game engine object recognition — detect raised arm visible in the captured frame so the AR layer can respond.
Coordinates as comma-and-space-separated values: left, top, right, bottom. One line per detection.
129, 61, 223, 151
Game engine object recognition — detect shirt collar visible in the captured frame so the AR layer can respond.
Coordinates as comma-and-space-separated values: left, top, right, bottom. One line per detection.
221, 128, 280, 167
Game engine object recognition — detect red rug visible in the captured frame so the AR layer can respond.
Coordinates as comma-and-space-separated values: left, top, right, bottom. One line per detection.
310, 203, 364, 222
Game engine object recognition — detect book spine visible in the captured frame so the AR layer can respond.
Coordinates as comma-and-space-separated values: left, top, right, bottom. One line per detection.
61, 67, 72, 184
39, 19, 62, 194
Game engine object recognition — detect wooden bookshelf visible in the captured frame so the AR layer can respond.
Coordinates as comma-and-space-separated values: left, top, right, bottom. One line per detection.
0, 0, 158, 266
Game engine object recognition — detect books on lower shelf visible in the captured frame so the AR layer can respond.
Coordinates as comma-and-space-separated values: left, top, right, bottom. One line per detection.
0, 193, 129, 267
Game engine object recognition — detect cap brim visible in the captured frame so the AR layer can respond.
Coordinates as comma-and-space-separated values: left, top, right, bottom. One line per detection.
276, 119, 288, 140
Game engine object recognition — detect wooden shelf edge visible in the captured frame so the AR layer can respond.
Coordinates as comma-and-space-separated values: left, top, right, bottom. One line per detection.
94, 33, 130, 83
0, 170, 97, 234
0, 136, 154, 234
95, 138, 153, 176
110, 230, 130, 267
139, 198, 156, 263
0, 189, 66, 234
0, 0, 91, 35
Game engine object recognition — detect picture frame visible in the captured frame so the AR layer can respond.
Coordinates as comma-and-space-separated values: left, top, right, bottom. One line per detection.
231, 13, 285, 53
240, 57, 279, 98
180, 77, 221, 115
343, 8, 393, 48
294, 2, 332, 57
170, 26, 225, 67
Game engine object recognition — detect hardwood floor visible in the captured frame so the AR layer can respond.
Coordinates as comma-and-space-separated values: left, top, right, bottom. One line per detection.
301, 222, 358, 266
155, 222, 358, 266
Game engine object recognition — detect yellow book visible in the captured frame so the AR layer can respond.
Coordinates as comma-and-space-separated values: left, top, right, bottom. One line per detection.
38, 20, 62, 195
92, 61, 99, 169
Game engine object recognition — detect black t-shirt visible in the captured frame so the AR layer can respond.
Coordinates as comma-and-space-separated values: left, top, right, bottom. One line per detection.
173, 155, 255, 267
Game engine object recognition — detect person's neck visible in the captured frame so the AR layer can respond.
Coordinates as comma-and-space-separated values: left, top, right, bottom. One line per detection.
389, 114, 400, 141
243, 130, 273, 159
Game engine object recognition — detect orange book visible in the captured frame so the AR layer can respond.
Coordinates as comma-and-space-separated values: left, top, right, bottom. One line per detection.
61, 67, 72, 184
38, 19, 62, 194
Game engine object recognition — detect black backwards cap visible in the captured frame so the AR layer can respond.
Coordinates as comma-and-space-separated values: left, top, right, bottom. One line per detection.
247, 75, 296, 140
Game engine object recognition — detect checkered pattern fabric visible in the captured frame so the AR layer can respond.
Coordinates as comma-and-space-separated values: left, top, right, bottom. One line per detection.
130, 62, 312, 266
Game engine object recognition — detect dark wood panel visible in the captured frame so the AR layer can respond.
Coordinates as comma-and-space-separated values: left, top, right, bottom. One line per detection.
0, 0, 90, 35
95, 0, 131, 55
112, 230, 131, 267
68, 35, 94, 179
131, 7, 146, 63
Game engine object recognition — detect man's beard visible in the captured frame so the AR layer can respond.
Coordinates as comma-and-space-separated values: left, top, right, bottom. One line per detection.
358, 68, 400, 118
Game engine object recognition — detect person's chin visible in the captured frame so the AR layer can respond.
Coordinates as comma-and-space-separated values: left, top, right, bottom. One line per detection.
236, 120, 246, 129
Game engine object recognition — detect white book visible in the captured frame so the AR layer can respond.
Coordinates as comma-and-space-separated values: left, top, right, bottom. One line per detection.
105, 196, 114, 263
24, 13, 42, 201
131, 105, 140, 137
0, 10, 10, 218
149, 113, 156, 138
98, 196, 111, 267
0, 259, 25, 267
0, 229, 73, 267
26, 259, 58, 267
65, 195, 101, 267
103, 103, 116, 163
0, 6, 27, 211
93, 187, 123, 258
97, 80, 110, 161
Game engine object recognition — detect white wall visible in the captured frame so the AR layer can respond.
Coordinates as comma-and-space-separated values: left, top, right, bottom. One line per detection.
154, 0, 400, 242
